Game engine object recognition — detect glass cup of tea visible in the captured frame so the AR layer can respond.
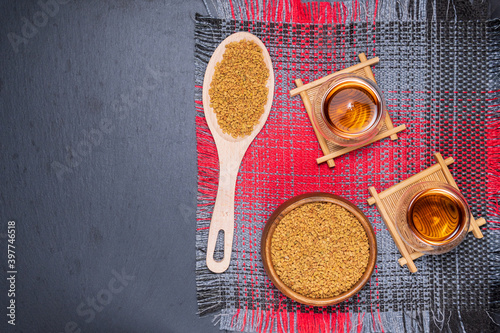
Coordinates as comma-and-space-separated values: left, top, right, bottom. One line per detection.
312, 74, 386, 147
394, 181, 471, 255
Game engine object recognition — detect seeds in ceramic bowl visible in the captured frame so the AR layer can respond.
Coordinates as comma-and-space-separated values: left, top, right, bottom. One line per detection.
270, 202, 370, 299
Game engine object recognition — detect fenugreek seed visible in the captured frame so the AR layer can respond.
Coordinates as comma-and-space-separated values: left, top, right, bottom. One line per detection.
209, 40, 269, 138
271, 202, 370, 299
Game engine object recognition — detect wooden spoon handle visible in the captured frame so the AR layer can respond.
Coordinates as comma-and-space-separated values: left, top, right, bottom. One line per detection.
206, 159, 240, 273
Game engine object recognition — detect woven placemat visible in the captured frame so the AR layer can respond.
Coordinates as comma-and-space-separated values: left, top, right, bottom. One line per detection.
194, 2, 499, 332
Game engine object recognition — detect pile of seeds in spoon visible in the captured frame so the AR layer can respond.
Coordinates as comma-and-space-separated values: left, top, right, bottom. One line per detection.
209, 40, 269, 138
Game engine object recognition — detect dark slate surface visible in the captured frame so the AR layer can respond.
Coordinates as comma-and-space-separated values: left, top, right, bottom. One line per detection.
0, 0, 224, 332
1, 0, 500, 333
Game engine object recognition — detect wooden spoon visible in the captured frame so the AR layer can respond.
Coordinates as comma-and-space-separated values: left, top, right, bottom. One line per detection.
202, 32, 274, 273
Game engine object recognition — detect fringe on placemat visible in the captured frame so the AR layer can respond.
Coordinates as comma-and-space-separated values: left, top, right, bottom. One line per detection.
487, 18, 500, 321
194, 19, 225, 315
203, 0, 425, 23
219, 307, 500, 332
195, 110, 225, 316
217, 307, 437, 332
202, 0, 490, 24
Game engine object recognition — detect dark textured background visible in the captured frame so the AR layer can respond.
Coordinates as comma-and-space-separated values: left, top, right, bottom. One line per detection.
0, 0, 224, 332
0, 0, 499, 332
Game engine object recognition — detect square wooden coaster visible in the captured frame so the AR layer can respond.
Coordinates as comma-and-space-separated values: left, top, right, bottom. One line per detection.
289, 53, 406, 168
367, 152, 485, 273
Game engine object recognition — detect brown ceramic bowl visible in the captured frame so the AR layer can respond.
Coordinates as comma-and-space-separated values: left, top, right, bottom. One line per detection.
261, 192, 377, 306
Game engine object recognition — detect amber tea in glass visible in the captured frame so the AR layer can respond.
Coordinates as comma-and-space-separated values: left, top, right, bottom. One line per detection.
323, 81, 380, 136
313, 74, 386, 147
395, 182, 471, 254
407, 188, 468, 245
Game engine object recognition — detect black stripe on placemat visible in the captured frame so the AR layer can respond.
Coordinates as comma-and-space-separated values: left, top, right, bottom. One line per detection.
424, 19, 496, 333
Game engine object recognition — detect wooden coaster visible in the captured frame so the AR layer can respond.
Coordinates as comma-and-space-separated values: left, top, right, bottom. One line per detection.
289, 53, 406, 168
367, 152, 485, 273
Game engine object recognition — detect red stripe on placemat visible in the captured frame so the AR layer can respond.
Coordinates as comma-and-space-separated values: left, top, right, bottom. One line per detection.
218, 0, 383, 24
227, 0, 235, 19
